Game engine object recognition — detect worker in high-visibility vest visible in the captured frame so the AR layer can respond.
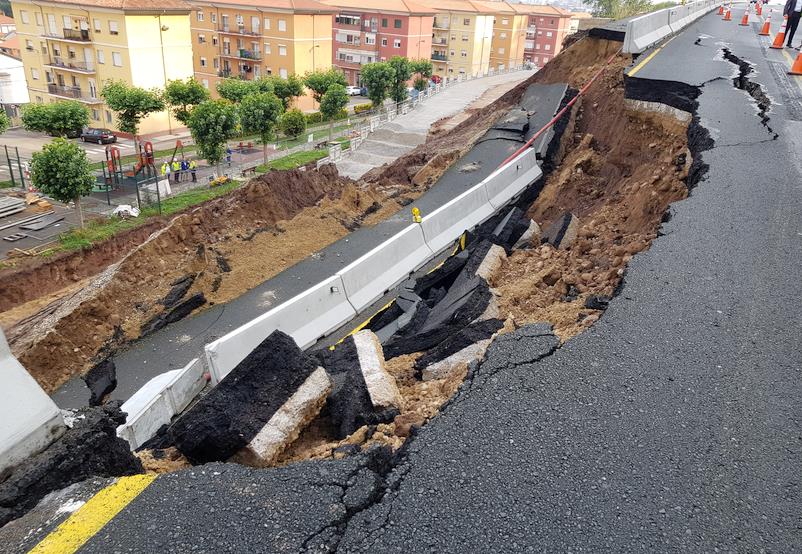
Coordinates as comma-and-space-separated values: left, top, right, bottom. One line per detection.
189, 159, 197, 182
171, 160, 180, 183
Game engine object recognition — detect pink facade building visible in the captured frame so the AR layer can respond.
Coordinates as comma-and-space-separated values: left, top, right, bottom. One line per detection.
322, 0, 434, 85
513, 5, 574, 66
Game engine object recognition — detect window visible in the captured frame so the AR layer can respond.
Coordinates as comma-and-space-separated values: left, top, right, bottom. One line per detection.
265, 67, 272, 75
499, 47, 505, 54
264, 18, 271, 30
94, 18, 101, 32
97, 49, 105, 64
25, 39, 33, 51
200, 57, 207, 67
449, 49, 454, 56
463, 18, 470, 25
539, 18, 544, 22
501, 18, 509, 25
381, 38, 387, 47
212, 36, 218, 46
278, 19, 286, 31
251, 16, 259, 32
544, 44, 550, 51
198, 34, 206, 44
278, 45, 287, 56
542, 57, 548, 63
461, 33, 468, 42
381, 18, 388, 28
35, 12, 43, 26
213, 57, 219, 69
264, 42, 271, 54
535, 44, 540, 50
30, 68, 39, 80
551, 19, 555, 24
68, 47, 76, 59
365, 34, 375, 45
460, 50, 467, 58
211, 12, 216, 23
533, 56, 538, 62
393, 39, 400, 48
109, 20, 119, 35
92, 108, 100, 120
112, 51, 122, 66
546, 31, 552, 37
40, 42, 47, 54
451, 34, 455, 41
537, 31, 542, 35
106, 110, 112, 123
335, 15, 360, 25
19, 10, 29, 24
36, 96, 42, 103
394, 19, 401, 29
197, 11, 204, 21
500, 32, 507, 39
279, 68, 287, 78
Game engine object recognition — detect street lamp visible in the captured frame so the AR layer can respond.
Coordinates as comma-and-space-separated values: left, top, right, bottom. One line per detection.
158, 17, 173, 134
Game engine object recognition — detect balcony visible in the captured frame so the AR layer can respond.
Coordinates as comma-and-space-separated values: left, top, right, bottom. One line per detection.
336, 38, 361, 47
45, 57, 95, 73
432, 19, 449, 30
434, 38, 447, 46
43, 28, 91, 42
220, 49, 262, 61
218, 24, 260, 37
431, 52, 448, 62
47, 83, 99, 103
218, 69, 232, 77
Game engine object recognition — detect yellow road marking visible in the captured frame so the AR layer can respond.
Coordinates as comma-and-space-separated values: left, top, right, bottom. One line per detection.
29, 474, 157, 554
627, 36, 676, 77
330, 298, 396, 349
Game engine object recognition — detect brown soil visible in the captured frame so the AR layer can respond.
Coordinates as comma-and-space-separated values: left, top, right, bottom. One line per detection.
136, 447, 191, 473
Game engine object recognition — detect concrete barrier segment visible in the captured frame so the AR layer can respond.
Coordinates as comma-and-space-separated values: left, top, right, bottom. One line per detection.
0, 328, 65, 476
482, 148, 543, 209
205, 275, 356, 384
235, 367, 331, 467
420, 183, 495, 254
337, 224, 434, 313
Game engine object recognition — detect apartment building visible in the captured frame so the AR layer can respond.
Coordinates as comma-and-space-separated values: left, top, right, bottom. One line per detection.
473, 0, 526, 71
420, 0, 494, 78
513, 4, 574, 66
0, 14, 16, 36
11, 0, 193, 135
190, 0, 334, 109
322, 0, 434, 86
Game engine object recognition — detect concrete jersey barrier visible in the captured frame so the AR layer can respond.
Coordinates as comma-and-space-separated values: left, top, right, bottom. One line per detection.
0, 328, 65, 475
420, 183, 495, 254
205, 275, 355, 383
623, 0, 715, 54
337, 224, 433, 313
483, 148, 543, 209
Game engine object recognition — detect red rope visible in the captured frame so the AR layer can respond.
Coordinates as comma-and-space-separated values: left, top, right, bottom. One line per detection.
499, 48, 623, 168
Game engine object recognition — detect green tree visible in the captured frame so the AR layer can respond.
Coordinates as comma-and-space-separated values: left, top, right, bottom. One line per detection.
588, 0, 653, 18
250, 77, 275, 95
187, 100, 238, 175
216, 78, 257, 103
360, 62, 395, 110
303, 69, 347, 104
0, 111, 9, 135
164, 78, 210, 125
388, 56, 413, 106
279, 109, 307, 139
269, 74, 305, 109
30, 138, 95, 228
100, 80, 164, 152
21, 101, 90, 137
239, 92, 284, 165
319, 84, 349, 141
410, 59, 433, 79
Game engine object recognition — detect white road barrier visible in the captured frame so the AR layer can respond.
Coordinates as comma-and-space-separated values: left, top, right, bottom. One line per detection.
205, 275, 355, 383
117, 358, 205, 449
624, 0, 716, 54
420, 183, 495, 254
483, 148, 543, 209
338, 224, 433, 313
0, 329, 65, 475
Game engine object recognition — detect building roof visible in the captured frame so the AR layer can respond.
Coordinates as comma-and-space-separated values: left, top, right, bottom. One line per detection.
417, 0, 497, 14
0, 15, 15, 25
0, 33, 19, 51
19, 0, 191, 12
571, 11, 594, 18
321, 0, 434, 15
510, 4, 573, 16
469, 0, 518, 14
191, 0, 337, 12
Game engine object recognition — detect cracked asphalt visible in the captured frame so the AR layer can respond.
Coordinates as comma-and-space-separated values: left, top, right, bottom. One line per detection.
39, 9, 802, 552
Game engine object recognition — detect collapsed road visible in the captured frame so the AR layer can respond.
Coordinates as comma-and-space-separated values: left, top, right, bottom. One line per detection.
3, 5, 802, 552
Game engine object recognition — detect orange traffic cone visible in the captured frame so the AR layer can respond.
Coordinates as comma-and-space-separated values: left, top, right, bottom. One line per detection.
724, 8, 732, 20
771, 15, 788, 48
759, 9, 772, 36
790, 51, 802, 75
756, 1, 762, 16
718, 4, 724, 15
739, 5, 750, 26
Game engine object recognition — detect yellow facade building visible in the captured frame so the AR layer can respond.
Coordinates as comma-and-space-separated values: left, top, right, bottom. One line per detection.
473, 0, 526, 71
189, 0, 334, 110
420, 0, 494, 79
11, 0, 194, 136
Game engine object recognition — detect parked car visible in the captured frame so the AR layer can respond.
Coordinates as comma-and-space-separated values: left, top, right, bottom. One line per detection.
80, 128, 117, 144
346, 85, 362, 96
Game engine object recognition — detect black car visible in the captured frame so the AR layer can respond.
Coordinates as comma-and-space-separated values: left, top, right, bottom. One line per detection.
80, 128, 117, 144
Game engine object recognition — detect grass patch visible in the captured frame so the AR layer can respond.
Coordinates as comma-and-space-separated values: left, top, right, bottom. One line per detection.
255, 149, 329, 172
54, 179, 243, 252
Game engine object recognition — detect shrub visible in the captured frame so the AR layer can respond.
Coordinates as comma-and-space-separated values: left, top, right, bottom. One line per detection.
305, 111, 323, 124
279, 109, 307, 138
353, 102, 373, 114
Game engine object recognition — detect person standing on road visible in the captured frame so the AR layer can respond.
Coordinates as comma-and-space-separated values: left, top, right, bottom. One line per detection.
189, 159, 197, 182
180, 159, 189, 182
171, 159, 180, 183
226, 147, 232, 167
162, 161, 171, 182
784, 0, 802, 48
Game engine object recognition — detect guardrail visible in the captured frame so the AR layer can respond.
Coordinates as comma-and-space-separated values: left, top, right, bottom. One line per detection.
623, 0, 717, 54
